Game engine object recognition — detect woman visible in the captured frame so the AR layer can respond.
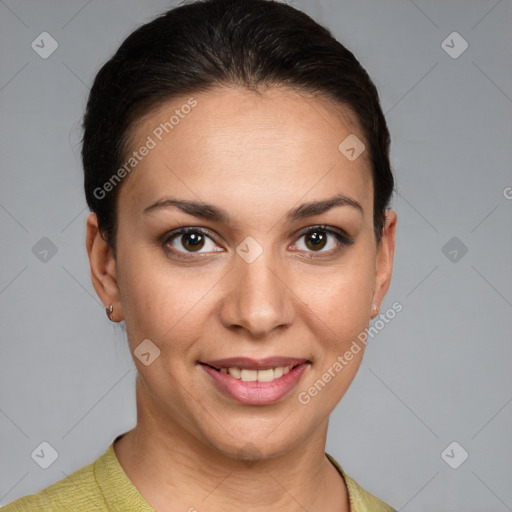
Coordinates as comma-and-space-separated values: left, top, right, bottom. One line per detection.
3, 0, 397, 510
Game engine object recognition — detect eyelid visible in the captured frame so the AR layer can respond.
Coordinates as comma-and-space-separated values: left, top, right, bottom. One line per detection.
161, 226, 218, 244
161, 224, 354, 259
161, 226, 224, 257
294, 224, 355, 246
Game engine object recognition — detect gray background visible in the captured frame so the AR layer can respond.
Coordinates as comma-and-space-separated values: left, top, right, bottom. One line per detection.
1, 0, 511, 510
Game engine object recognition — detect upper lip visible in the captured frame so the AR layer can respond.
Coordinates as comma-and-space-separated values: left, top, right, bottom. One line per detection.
200, 357, 309, 370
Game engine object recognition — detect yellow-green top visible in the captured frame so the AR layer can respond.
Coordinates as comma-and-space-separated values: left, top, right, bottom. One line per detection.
2, 442, 396, 511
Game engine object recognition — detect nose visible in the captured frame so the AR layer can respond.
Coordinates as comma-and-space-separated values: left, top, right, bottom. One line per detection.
218, 250, 295, 338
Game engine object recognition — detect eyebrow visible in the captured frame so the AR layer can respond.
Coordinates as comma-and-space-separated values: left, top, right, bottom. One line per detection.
142, 193, 363, 223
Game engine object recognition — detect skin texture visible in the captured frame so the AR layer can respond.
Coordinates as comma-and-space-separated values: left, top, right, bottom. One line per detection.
86, 85, 397, 512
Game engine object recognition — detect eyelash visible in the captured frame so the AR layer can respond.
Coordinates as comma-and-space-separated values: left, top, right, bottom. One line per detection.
161, 225, 354, 259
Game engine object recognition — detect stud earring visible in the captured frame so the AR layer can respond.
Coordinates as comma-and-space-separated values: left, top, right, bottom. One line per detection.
105, 304, 114, 321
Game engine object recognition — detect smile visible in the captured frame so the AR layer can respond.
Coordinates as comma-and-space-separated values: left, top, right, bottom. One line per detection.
199, 357, 310, 405
207, 364, 296, 382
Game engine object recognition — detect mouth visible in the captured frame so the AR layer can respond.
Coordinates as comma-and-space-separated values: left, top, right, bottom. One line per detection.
202, 363, 303, 382
200, 356, 309, 382
198, 357, 311, 404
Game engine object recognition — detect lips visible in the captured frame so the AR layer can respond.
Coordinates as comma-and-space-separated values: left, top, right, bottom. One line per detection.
199, 356, 311, 404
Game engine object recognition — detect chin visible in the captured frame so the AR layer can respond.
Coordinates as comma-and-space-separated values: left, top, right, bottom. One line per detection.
196, 415, 313, 464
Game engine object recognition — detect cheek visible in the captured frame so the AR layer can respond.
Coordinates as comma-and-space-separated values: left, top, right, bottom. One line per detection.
297, 263, 373, 407
117, 252, 217, 353
305, 256, 374, 331
293, 254, 375, 402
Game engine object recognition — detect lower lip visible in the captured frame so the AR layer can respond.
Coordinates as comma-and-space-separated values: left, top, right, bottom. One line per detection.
200, 363, 310, 405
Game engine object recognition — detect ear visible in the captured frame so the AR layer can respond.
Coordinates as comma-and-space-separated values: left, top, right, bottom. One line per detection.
371, 209, 397, 318
86, 212, 123, 321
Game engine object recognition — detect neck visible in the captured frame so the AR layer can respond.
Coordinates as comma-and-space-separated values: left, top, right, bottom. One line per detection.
113, 378, 350, 512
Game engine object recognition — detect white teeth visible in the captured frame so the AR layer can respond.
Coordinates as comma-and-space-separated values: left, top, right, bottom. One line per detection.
222, 365, 295, 382
228, 367, 241, 379
274, 366, 284, 379
240, 369, 258, 382
257, 369, 275, 382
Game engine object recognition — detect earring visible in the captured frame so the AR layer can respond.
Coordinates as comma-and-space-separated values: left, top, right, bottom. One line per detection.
105, 304, 114, 321
372, 303, 379, 315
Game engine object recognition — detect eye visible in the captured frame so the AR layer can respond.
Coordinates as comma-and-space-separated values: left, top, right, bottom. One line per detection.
163, 227, 223, 255
161, 225, 353, 259
292, 225, 353, 254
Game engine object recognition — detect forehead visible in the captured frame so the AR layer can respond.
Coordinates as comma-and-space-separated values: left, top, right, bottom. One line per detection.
119, 85, 373, 217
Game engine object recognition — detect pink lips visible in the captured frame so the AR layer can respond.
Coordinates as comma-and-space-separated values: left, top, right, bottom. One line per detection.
199, 356, 310, 405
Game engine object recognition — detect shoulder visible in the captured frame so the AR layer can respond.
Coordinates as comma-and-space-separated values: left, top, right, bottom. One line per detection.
342, 472, 397, 512
1, 450, 108, 512
326, 453, 397, 512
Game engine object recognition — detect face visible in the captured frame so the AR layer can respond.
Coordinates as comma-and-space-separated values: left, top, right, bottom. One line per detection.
87, 85, 396, 460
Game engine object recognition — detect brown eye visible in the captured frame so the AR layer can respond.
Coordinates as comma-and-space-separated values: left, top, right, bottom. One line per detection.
293, 226, 353, 255
164, 227, 223, 256
304, 231, 327, 251
180, 232, 205, 252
